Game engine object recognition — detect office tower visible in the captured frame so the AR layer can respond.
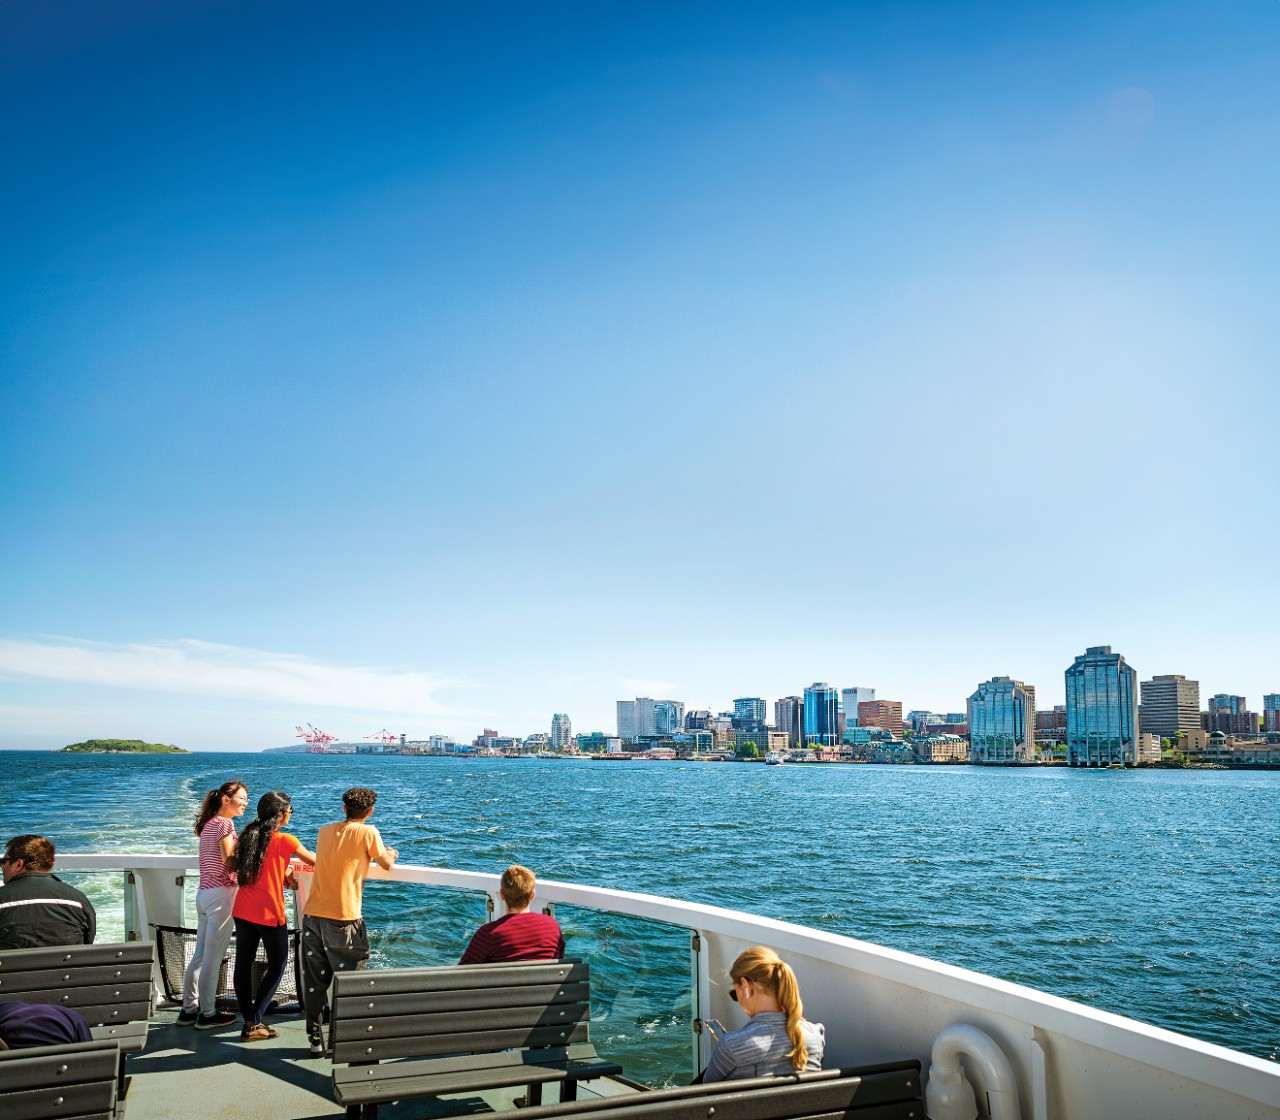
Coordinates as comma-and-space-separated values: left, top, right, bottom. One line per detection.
968, 677, 1037, 764
1138, 675, 1201, 739
551, 713, 572, 750
857, 700, 904, 736
1065, 646, 1138, 767
684, 710, 713, 731
1206, 694, 1258, 735
733, 697, 767, 729
842, 687, 875, 721
1265, 694, 1280, 734
616, 700, 643, 742
803, 683, 840, 746
654, 700, 685, 736
775, 696, 804, 747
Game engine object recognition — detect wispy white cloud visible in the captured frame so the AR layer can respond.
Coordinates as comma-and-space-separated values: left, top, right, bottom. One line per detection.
0, 636, 455, 717
619, 677, 679, 697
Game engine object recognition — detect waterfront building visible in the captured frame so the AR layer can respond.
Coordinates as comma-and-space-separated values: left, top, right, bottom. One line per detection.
1138, 675, 1201, 739
1205, 694, 1260, 736
967, 677, 1036, 764
551, 713, 572, 750
842, 687, 875, 724
914, 734, 970, 763
733, 697, 767, 728
1035, 705, 1067, 740
1065, 645, 1138, 767
576, 732, 610, 753
775, 696, 804, 747
857, 699, 904, 736
906, 710, 945, 733
1137, 732, 1161, 764
616, 701, 636, 742
1266, 694, 1280, 734
654, 700, 685, 736
617, 697, 660, 741
803, 682, 840, 746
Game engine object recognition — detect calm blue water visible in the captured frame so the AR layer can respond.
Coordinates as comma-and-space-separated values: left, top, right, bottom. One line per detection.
3, 752, 1276, 1080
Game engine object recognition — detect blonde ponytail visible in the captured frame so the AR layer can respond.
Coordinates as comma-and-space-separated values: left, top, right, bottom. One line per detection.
729, 947, 808, 1072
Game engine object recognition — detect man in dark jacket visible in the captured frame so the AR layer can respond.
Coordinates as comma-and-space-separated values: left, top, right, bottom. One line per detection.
0, 834, 96, 949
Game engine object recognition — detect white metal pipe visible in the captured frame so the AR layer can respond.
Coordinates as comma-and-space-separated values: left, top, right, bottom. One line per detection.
926, 1024, 1021, 1120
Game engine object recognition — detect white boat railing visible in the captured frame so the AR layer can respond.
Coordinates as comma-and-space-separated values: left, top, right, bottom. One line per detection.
56, 854, 1280, 1120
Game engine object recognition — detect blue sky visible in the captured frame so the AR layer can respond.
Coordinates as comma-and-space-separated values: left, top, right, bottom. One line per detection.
2, 1, 1277, 750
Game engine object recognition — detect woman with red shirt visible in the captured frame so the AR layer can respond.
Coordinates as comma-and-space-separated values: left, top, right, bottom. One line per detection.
231, 790, 315, 1042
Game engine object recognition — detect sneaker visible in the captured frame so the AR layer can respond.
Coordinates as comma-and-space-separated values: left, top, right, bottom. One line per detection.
308, 1028, 325, 1058
194, 1010, 238, 1031
176, 1009, 199, 1026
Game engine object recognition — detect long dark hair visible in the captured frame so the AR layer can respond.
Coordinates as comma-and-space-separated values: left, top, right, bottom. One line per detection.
194, 781, 246, 836
234, 790, 291, 886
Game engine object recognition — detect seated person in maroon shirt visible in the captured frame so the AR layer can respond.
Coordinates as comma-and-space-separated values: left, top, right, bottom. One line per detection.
459, 865, 565, 964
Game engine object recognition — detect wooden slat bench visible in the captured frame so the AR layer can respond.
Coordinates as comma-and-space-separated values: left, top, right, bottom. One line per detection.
0, 1038, 121, 1120
0, 942, 156, 1100
330, 958, 622, 1120
513, 1061, 925, 1120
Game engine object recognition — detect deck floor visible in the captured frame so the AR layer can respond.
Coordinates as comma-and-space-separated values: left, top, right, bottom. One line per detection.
127, 1012, 637, 1120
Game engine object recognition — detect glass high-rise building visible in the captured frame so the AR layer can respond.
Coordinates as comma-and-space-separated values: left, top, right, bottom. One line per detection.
1065, 646, 1138, 767
732, 697, 767, 729
968, 677, 1036, 764
803, 683, 839, 746
654, 700, 685, 736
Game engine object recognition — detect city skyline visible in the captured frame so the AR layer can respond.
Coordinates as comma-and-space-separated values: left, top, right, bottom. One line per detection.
2, 3, 1278, 751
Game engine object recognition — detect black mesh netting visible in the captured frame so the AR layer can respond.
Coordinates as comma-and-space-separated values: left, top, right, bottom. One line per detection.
152, 924, 302, 1013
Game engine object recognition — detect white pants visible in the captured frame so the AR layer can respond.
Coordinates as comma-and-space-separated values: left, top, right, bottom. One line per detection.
182, 885, 237, 1014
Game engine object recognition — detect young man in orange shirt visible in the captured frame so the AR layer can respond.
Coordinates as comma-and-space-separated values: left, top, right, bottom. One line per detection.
300, 787, 398, 1057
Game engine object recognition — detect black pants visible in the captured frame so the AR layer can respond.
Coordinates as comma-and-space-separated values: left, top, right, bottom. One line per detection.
233, 917, 290, 1024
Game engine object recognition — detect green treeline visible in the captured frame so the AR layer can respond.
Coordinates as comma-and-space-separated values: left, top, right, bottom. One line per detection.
59, 739, 187, 754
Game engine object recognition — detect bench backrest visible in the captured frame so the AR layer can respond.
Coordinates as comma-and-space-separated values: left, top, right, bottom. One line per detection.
0, 942, 155, 1028
0, 1038, 120, 1120
331, 958, 591, 1064
512, 1063, 924, 1120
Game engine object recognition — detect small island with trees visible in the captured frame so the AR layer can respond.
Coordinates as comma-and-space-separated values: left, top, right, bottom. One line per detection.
59, 739, 188, 754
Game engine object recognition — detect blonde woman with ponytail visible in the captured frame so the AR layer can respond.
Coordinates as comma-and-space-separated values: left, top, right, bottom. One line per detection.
702, 946, 825, 1082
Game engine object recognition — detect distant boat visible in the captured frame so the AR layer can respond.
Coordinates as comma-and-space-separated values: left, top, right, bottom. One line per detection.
765, 750, 786, 765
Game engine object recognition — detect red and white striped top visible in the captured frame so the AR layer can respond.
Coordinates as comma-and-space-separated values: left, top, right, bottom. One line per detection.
198, 816, 237, 889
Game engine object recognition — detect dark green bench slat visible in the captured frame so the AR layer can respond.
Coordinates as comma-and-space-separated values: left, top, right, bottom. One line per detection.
332, 959, 586, 998
333, 1041, 605, 1090
0, 1040, 120, 1091
333, 1020, 591, 1063
4, 983, 152, 1011
45, 1000, 152, 1029
336, 1053, 621, 1105
0, 944, 154, 972
334, 999, 589, 1042
512, 1072, 846, 1120
0, 963, 153, 995
2, 1083, 116, 1120
89, 1022, 149, 1053
512, 1063, 924, 1120
340, 980, 592, 1019
798, 1105, 923, 1120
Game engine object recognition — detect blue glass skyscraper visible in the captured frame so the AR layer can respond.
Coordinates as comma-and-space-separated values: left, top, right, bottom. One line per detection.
968, 677, 1036, 764
1065, 646, 1138, 767
803, 683, 840, 746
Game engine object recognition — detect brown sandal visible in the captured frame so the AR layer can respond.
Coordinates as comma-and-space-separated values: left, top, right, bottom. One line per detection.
241, 1022, 279, 1042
